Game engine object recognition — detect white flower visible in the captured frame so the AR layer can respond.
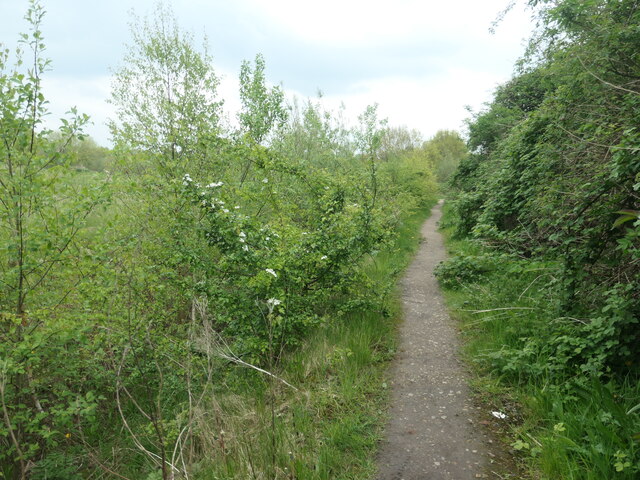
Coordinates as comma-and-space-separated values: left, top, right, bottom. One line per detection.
222, 208, 229, 213
267, 298, 281, 306
321, 255, 328, 260
207, 181, 223, 188
262, 178, 269, 183
491, 411, 507, 419
235, 205, 240, 209
182, 173, 193, 185
242, 245, 249, 251
239, 232, 246, 238
324, 186, 329, 190
265, 236, 270, 241
265, 268, 277, 278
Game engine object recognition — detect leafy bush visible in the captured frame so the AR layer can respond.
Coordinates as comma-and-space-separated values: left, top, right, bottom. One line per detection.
434, 254, 495, 288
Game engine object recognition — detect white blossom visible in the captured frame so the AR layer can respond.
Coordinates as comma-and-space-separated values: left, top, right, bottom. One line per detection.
182, 173, 193, 185
222, 208, 229, 213
267, 298, 281, 306
262, 178, 269, 183
265, 268, 277, 278
321, 255, 328, 260
242, 245, 249, 251
207, 181, 224, 188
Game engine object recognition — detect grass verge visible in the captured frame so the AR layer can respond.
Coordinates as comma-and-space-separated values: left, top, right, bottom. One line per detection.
436, 204, 640, 480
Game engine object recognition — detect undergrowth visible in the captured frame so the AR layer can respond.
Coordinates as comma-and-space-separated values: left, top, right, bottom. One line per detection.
190, 205, 434, 479
437, 205, 640, 479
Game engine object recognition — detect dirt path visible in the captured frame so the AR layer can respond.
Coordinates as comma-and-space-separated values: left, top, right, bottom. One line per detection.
376, 200, 492, 479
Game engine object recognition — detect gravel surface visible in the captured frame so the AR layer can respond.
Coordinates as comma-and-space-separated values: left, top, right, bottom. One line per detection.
375, 200, 494, 480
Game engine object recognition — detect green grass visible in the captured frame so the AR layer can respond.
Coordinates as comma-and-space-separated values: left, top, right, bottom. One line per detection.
437, 205, 640, 480
192, 204, 435, 479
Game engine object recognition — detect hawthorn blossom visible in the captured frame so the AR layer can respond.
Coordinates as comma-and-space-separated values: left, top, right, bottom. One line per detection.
182, 173, 193, 185
265, 268, 277, 278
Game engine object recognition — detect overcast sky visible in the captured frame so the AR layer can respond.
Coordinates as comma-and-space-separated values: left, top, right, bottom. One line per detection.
0, 0, 536, 146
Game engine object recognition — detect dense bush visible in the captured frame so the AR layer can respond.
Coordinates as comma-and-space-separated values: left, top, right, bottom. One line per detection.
443, 1, 640, 477
449, 0, 640, 378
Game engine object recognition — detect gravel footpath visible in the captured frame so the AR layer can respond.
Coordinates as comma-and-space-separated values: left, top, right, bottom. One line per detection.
375, 200, 494, 480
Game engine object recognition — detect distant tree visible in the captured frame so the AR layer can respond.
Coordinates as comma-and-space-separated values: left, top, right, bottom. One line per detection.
237, 53, 287, 183
379, 126, 423, 161
239, 53, 287, 145
46, 133, 112, 171
109, 1, 222, 177
422, 130, 467, 182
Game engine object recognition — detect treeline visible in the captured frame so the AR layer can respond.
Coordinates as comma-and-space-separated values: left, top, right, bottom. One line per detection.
0, 1, 464, 478
441, 0, 639, 477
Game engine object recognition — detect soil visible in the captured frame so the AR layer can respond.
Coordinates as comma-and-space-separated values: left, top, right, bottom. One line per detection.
375, 201, 508, 480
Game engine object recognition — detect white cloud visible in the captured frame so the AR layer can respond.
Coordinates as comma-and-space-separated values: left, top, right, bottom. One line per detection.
314, 68, 504, 140
2, 0, 535, 145
246, 0, 531, 48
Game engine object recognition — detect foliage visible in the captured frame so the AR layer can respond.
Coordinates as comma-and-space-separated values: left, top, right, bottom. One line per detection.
0, 1, 441, 478
238, 53, 288, 146
434, 254, 495, 289
0, 2, 111, 478
109, 0, 222, 178
422, 130, 467, 183
449, 0, 640, 376
444, 1, 640, 477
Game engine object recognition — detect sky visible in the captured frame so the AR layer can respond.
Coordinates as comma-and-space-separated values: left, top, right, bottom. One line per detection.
0, 0, 536, 146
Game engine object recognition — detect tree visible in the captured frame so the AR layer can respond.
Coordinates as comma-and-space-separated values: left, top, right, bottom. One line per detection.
109, 1, 222, 177
238, 53, 287, 145
378, 126, 423, 161
0, 2, 108, 477
422, 130, 467, 183
237, 53, 287, 183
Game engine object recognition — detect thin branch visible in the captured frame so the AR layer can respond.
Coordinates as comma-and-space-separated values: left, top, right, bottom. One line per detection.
578, 56, 640, 97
